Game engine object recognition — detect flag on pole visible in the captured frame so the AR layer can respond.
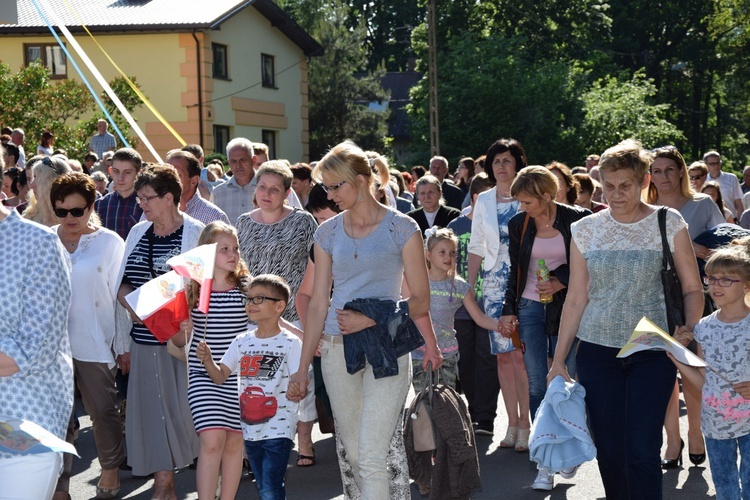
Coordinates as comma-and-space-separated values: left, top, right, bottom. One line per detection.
617, 317, 706, 367
167, 243, 217, 314
124, 271, 189, 342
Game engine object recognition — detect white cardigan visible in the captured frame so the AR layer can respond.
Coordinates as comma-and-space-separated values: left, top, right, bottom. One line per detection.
468, 187, 507, 270
113, 213, 204, 355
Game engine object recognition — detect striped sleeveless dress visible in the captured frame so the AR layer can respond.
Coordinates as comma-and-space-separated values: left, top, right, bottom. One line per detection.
187, 287, 247, 432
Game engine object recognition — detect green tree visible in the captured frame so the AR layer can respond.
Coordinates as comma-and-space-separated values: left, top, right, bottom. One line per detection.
306, 1, 390, 160
0, 62, 144, 161
581, 71, 684, 154
347, 0, 424, 71
407, 32, 586, 165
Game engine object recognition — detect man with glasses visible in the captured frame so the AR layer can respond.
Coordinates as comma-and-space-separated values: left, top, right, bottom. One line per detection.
704, 151, 744, 219
94, 148, 143, 240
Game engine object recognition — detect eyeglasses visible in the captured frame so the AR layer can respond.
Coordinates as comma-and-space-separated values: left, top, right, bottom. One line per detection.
54, 206, 87, 218
321, 180, 346, 193
241, 295, 283, 305
136, 194, 162, 205
689, 174, 706, 180
703, 276, 743, 287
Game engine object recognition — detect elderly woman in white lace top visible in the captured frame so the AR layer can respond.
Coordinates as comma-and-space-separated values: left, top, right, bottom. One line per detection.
548, 139, 703, 499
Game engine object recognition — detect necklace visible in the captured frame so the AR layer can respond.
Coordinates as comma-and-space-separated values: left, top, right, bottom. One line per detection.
496, 187, 513, 200
348, 205, 382, 259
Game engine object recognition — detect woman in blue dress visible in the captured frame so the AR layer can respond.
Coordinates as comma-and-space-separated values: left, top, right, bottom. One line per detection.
468, 138, 531, 450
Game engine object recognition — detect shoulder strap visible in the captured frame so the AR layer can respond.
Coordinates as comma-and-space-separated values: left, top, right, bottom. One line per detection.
658, 207, 675, 271
516, 213, 531, 299
146, 227, 156, 278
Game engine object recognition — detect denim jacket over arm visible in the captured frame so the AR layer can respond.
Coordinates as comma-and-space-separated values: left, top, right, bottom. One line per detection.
342, 298, 425, 379
501, 203, 591, 334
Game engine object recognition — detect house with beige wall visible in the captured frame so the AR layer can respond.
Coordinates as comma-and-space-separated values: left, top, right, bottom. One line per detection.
0, 0, 321, 162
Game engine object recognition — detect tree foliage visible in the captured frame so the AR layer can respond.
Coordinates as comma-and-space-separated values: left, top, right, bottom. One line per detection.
276, 0, 750, 169
407, 33, 585, 165
581, 71, 684, 154
0, 62, 144, 161
283, 0, 390, 160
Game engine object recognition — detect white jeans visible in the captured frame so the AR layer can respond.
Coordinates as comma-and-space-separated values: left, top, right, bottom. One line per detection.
0, 452, 62, 499
321, 338, 411, 499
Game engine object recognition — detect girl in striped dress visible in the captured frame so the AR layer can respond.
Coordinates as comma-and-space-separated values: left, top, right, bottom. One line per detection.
183, 221, 249, 500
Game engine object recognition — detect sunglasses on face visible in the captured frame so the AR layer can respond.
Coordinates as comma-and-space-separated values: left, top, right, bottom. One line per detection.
54, 206, 87, 218
689, 174, 706, 180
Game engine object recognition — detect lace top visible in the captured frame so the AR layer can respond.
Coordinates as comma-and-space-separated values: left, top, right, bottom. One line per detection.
572, 208, 686, 348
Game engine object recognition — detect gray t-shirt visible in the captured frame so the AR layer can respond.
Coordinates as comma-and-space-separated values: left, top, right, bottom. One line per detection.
315, 208, 419, 336
679, 195, 725, 240
694, 311, 750, 440
413, 276, 470, 359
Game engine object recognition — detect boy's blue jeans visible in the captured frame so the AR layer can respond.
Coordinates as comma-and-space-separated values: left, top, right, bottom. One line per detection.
245, 438, 293, 500
706, 434, 750, 500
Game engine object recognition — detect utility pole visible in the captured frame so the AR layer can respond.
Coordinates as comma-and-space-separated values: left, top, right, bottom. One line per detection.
427, 0, 440, 156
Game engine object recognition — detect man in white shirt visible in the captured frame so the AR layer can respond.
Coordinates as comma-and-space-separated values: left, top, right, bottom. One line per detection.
10, 129, 25, 169
210, 138, 300, 225
704, 150, 744, 218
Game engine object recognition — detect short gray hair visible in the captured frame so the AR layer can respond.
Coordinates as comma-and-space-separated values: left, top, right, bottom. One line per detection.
226, 137, 255, 157
416, 174, 443, 193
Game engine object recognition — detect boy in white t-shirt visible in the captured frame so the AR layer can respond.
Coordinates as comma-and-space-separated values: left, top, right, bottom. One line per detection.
198, 274, 302, 499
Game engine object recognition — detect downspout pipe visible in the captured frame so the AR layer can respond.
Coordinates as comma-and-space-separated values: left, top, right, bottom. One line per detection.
192, 29, 204, 148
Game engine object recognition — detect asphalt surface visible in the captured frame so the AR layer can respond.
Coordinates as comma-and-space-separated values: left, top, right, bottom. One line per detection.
68, 390, 717, 499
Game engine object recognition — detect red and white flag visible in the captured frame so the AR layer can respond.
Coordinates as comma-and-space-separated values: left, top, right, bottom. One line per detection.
167, 243, 217, 314
125, 270, 189, 342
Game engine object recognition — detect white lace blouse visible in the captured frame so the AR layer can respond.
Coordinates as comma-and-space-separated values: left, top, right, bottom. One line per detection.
571, 208, 686, 348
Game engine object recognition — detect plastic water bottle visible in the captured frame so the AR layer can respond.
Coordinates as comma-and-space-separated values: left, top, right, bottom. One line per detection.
537, 259, 553, 304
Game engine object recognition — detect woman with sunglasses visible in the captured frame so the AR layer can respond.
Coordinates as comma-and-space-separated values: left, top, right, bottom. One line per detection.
646, 146, 725, 470
49, 173, 126, 499
113, 165, 204, 499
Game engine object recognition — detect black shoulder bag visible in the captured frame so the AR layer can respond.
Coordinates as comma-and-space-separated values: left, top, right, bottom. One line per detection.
658, 207, 684, 335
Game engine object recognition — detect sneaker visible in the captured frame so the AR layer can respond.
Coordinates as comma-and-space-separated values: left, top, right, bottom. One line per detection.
532, 468, 554, 491
558, 465, 579, 479
474, 420, 494, 436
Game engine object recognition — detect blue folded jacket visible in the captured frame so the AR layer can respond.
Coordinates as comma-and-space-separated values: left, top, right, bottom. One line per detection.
342, 298, 425, 379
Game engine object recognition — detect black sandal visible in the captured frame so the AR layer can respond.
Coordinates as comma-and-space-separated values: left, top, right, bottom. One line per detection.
296, 451, 316, 467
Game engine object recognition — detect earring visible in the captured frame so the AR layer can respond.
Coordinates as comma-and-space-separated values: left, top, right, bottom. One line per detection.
358, 192, 363, 202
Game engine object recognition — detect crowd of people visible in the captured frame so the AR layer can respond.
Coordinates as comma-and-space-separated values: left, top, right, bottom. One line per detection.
0, 127, 748, 500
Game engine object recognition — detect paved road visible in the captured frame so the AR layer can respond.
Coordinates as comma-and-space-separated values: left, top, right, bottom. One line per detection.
69, 392, 717, 499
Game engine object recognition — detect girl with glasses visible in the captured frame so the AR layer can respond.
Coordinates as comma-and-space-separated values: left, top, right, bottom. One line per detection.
671, 237, 750, 500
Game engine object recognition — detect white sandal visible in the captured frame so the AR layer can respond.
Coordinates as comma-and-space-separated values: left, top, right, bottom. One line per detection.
500, 426, 518, 448
515, 428, 530, 452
